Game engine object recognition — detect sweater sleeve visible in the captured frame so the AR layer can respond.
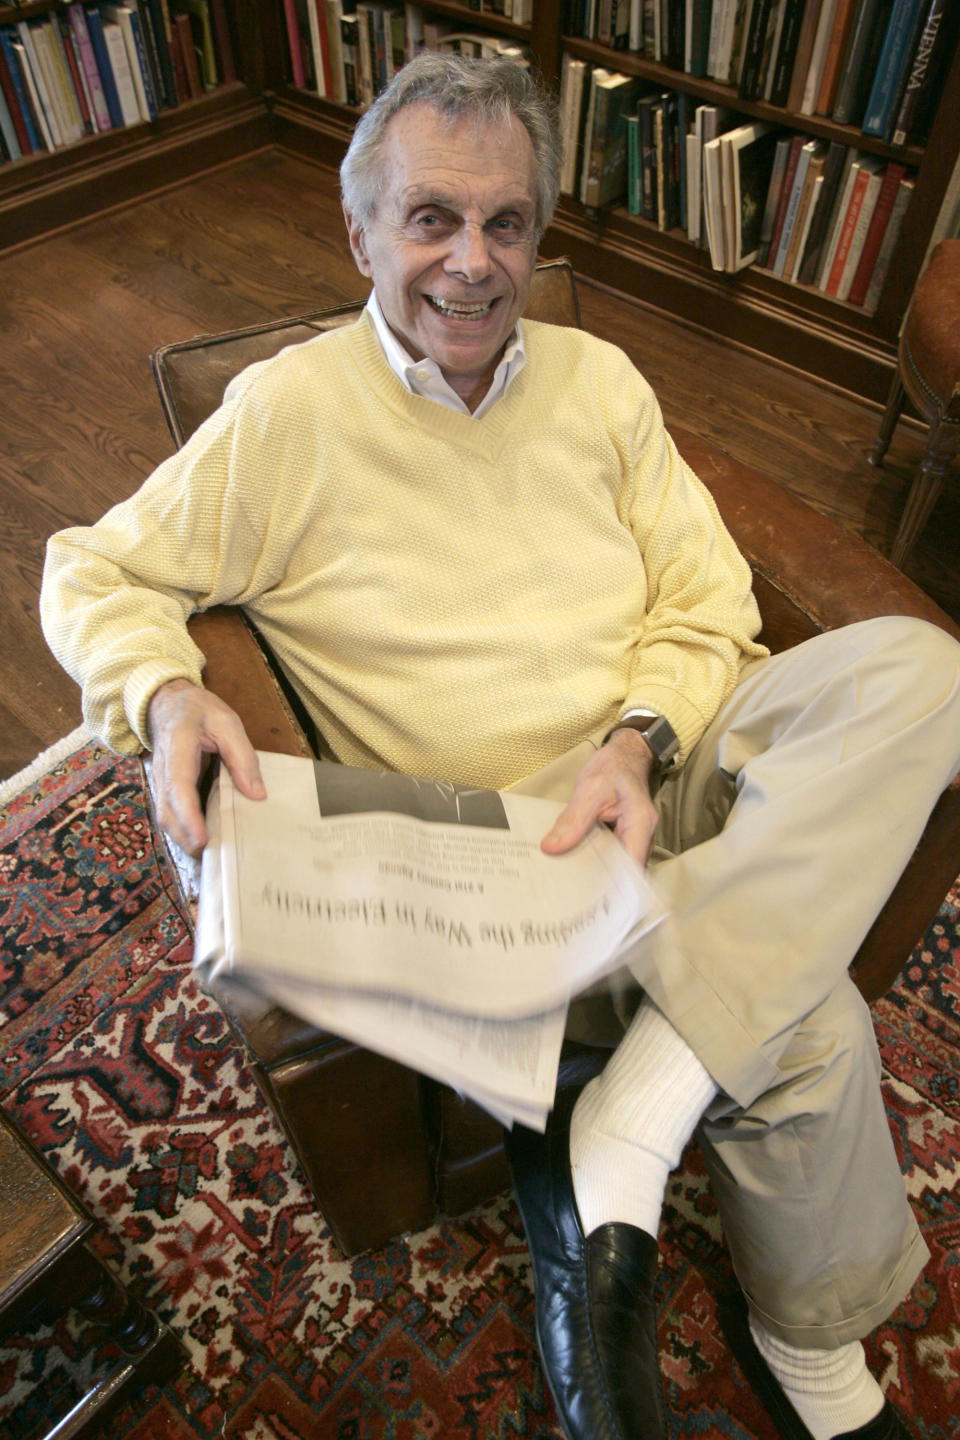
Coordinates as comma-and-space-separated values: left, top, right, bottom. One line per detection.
40, 372, 294, 755
609, 358, 768, 761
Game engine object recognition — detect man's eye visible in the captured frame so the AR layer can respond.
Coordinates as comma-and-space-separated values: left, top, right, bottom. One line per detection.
414, 212, 448, 230
492, 216, 529, 239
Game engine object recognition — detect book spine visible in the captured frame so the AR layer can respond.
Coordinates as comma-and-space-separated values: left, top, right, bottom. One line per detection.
738, 0, 773, 99
13, 33, 56, 149
174, 11, 204, 96
209, 0, 236, 85
831, 0, 883, 123
888, 0, 945, 147
305, 0, 326, 97
326, 0, 346, 105
0, 40, 31, 154
787, 0, 825, 112
57, 16, 95, 133
145, 0, 178, 105
82, 9, 126, 128
861, 0, 925, 136
626, 111, 641, 214
788, 170, 823, 279
36, 21, 82, 142
0, 30, 41, 152
800, 0, 839, 114
796, 140, 846, 281
68, 7, 112, 132
862, 175, 913, 309
757, 134, 790, 262
127, 7, 160, 119
771, 0, 805, 105
0, 55, 22, 159
102, 21, 142, 125
773, 142, 813, 275
824, 162, 871, 292
340, 14, 359, 108
283, 0, 307, 86
847, 161, 906, 303
583, 76, 610, 210
133, 1, 167, 110
815, 0, 857, 113
836, 165, 882, 297
17, 22, 62, 147
764, 132, 803, 268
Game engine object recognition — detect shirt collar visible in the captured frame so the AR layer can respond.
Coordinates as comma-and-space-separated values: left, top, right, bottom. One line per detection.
366, 289, 526, 418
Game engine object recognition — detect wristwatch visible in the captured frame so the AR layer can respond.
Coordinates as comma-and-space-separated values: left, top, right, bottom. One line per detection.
605, 708, 680, 773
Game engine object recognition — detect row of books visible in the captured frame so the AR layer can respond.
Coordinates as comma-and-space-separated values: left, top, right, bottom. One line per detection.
0, 2, 236, 163
558, 58, 913, 311
283, 1, 528, 108
703, 124, 913, 310
565, 0, 956, 147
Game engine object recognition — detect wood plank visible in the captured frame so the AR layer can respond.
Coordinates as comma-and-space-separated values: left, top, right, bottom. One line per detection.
0, 149, 954, 782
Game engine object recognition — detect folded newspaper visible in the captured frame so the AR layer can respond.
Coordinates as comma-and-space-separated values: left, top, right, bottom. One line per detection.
194, 751, 666, 1129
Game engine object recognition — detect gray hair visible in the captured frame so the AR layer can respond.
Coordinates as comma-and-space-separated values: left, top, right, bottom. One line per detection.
340, 51, 562, 240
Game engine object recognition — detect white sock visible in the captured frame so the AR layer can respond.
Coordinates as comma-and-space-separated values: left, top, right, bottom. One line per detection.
569, 997, 717, 1238
750, 1319, 884, 1440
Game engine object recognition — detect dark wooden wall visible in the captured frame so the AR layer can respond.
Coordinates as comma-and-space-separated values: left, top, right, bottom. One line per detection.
1, 149, 955, 781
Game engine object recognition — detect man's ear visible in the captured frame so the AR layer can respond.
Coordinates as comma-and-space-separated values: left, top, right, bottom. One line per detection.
343, 204, 373, 278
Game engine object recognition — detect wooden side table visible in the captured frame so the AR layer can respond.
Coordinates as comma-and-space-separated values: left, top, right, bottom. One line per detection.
0, 1108, 187, 1439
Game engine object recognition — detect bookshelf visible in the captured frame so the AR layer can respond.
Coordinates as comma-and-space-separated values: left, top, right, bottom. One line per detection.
0, 1, 957, 405
0, 2, 271, 251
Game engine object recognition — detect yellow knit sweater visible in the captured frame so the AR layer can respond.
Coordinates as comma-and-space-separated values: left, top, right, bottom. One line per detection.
41, 314, 766, 789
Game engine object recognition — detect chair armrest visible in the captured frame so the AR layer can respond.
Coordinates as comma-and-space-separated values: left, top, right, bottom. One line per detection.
673, 427, 960, 647
186, 608, 313, 757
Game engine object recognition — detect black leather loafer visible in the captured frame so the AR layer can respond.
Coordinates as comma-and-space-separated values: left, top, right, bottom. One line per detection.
718, 1292, 918, 1440
505, 1084, 666, 1440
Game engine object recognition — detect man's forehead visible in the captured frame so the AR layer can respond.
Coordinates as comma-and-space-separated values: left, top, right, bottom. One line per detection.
381, 104, 537, 207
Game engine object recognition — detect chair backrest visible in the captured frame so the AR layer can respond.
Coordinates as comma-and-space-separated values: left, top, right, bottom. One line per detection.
151, 258, 581, 447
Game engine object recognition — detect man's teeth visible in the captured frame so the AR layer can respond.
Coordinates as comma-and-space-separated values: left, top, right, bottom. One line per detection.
427, 297, 494, 315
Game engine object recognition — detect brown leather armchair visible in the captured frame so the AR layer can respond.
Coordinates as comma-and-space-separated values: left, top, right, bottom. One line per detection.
152, 260, 960, 1255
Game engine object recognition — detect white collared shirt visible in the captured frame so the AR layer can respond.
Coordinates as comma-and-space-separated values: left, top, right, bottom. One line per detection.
366, 289, 526, 417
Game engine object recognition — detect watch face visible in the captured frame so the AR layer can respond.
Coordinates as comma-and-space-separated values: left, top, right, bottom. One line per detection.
607, 712, 678, 768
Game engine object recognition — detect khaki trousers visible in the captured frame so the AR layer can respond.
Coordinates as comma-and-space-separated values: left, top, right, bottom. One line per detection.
515, 616, 960, 1346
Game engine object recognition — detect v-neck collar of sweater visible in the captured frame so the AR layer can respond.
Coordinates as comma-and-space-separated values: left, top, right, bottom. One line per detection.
342, 310, 535, 454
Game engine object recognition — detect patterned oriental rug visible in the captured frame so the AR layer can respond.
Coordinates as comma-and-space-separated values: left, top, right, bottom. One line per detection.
1, 732, 959, 1440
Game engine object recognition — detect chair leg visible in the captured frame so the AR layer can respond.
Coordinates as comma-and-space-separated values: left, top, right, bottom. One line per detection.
870, 371, 905, 467
889, 420, 956, 568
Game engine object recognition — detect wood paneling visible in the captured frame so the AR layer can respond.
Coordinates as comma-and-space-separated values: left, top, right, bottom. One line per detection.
1, 150, 955, 782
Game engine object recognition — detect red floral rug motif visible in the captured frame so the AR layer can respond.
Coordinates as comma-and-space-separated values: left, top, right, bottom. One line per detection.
1, 734, 959, 1439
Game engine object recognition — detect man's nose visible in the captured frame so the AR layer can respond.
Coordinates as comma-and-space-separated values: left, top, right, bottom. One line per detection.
445, 222, 495, 282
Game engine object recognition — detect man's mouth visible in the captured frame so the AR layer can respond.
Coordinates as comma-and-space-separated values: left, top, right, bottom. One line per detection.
426, 296, 496, 317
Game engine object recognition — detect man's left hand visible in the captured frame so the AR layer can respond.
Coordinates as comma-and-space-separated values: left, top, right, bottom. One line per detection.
540, 728, 660, 867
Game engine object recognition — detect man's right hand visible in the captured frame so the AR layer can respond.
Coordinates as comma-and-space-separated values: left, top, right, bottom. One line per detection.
147, 678, 266, 857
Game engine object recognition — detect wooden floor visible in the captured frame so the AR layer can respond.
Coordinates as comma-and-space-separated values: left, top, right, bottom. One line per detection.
2, 148, 957, 782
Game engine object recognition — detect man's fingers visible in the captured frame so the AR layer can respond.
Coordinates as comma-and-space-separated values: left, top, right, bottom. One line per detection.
147, 679, 265, 856
540, 730, 659, 865
541, 793, 597, 854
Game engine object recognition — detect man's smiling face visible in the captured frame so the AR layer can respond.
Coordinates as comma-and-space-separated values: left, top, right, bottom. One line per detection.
344, 101, 539, 410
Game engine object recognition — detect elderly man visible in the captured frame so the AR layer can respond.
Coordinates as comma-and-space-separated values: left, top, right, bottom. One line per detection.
41, 51, 960, 1440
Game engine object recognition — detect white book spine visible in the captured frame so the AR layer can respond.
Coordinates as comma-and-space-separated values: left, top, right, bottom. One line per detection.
30, 26, 74, 144
864, 180, 913, 311
16, 22, 62, 147
305, 0, 326, 98
102, 22, 141, 127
